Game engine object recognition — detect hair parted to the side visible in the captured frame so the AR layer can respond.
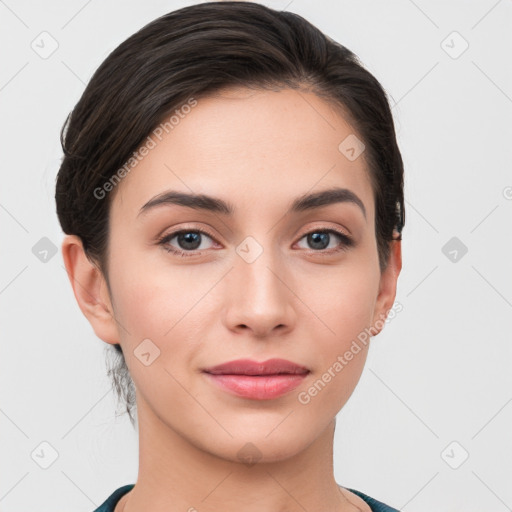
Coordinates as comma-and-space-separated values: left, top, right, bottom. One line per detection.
55, 1, 405, 426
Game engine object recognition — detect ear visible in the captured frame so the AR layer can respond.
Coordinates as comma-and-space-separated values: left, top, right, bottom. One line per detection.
61, 234, 120, 345
370, 237, 402, 336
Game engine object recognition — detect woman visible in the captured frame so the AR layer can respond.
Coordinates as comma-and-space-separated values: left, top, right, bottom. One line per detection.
55, 2, 405, 511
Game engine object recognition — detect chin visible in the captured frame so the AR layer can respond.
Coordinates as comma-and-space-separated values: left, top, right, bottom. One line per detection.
189, 419, 323, 465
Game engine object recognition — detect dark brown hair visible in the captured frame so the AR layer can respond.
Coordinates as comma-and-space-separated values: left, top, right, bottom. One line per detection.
55, 1, 405, 426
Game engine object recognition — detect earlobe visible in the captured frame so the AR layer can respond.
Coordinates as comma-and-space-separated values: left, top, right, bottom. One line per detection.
370, 239, 402, 336
61, 234, 120, 345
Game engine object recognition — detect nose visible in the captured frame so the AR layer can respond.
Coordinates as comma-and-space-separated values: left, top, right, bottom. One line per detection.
223, 244, 296, 338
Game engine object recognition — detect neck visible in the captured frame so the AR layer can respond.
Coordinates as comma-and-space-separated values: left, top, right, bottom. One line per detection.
121, 397, 361, 512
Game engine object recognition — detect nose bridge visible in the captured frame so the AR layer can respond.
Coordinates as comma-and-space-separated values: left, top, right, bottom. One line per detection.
238, 235, 286, 304
240, 246, 282, 302
226, 234, 294, 334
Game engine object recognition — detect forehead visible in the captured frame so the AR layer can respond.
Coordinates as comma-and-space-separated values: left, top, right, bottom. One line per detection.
110, 87, 374, 223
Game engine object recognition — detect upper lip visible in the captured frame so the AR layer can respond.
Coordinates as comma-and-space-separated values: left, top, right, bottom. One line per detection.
203, 358, 310, 376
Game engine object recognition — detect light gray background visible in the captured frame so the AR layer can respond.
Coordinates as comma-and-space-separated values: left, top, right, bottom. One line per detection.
1, 1, 511, 510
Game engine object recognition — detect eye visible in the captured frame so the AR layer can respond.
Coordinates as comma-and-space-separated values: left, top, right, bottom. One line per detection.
157, 227, 354, 258
295, 229, 354, 254
157, 229, 217, 257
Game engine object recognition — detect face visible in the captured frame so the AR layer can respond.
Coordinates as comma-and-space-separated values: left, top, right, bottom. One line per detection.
95, 87, 399, 462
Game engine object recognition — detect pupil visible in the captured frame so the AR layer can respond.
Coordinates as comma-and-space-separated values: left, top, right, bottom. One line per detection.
309, 232, 329, 250
178, 232, 201, 250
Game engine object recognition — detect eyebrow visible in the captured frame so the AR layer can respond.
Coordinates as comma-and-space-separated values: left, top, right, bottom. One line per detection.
137, 186, 366, 220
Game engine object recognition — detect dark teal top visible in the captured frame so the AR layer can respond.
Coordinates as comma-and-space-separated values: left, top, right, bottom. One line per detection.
92, 484, 400, 511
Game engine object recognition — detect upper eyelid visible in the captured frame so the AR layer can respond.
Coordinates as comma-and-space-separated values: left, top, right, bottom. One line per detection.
161, 220, 351, 237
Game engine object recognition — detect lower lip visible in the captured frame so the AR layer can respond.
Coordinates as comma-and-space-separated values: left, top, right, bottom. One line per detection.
203, 373, 308, 400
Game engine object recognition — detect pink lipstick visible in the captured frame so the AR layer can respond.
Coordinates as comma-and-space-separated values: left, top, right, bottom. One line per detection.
202, 358, 309, 400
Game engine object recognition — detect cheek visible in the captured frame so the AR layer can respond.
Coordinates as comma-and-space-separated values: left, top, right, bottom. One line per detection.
107, 251, 218, 379
111, 276, 181, 339
299, 265, 379, 349
298, 277, 374, 413
108, 271, 200, 407
293, 262, 378, 405
108, 238, 196, 336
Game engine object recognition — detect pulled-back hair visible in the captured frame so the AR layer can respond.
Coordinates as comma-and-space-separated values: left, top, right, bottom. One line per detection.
55, 1, 405, 426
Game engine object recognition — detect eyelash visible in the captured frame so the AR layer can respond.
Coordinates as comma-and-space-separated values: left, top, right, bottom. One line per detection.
156, 227, 354, 258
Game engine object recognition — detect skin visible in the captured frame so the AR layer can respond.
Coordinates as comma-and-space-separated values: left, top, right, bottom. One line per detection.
62, 86, 401, 512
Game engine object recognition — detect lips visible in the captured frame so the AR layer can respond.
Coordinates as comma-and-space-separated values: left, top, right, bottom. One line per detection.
202, 358, 310, 400
203, 358, 310, 376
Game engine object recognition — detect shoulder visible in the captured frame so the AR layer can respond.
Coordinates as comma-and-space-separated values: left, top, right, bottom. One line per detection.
340, 486, 401, 512
91, 484, 135, 512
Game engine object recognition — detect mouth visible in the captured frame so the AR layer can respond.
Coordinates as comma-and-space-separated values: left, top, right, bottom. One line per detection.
203, 358, 310, 376
202, 358, 310, 400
